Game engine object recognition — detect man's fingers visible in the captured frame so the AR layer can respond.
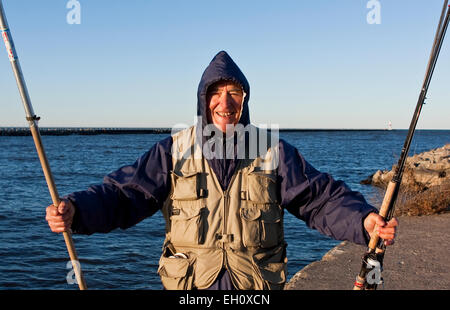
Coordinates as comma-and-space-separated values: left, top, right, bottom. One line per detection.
50, 221, 66, 229
46, 209, 64, 221
375, 216, 398, 232
378, 230, 395, 240
377, 224, 396, 237
57, 201, 70, 214
50, 225, 67, 233
47, 201, 73, 217
46, 210, 72, 222
46, 201, 73, 234
364, 213, 399, 246
377, 225, 396, 234
47, 214, 72, 224
387, 217, 399, 228
384, 239, 395, 246
369, 215, 399, 246
375, 215, 386, 228
48, 220, 72, 233
47, 204, 59, 216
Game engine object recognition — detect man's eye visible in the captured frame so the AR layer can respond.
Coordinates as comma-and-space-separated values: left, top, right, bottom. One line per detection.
229, 91, 243, 96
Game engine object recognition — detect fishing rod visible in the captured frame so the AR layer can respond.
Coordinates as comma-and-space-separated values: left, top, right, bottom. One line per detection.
353, 0, 450, 290
0, 1, 87, 289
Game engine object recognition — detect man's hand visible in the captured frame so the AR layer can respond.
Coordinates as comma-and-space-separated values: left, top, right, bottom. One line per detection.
364, 212, 398, 246
45, 200, 75, 233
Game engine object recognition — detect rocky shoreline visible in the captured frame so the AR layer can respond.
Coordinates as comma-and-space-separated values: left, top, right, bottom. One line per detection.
361, 144, 449, 190
286, 144, 450, 290
361, 144, 450, 216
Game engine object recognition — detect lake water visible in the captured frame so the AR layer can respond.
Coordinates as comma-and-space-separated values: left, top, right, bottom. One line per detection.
0, 129, 448, 289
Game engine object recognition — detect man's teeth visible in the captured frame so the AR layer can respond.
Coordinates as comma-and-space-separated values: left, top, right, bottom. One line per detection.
217, 112, 234, 117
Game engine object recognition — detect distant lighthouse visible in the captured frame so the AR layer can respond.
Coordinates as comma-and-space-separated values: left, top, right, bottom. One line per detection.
387, 121, 393, 131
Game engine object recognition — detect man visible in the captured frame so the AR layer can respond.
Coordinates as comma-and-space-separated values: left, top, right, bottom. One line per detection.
46, 51, 397, 290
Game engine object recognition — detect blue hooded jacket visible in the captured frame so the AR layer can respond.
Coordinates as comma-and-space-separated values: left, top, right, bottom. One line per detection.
68, 51, 377, 287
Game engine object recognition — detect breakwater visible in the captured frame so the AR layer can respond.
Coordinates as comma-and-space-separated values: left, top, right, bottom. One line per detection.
0, 127, 172, 136
0, 127, 391, 136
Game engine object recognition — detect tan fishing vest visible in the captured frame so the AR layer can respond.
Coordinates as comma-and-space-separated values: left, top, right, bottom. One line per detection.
157, 125, 287, 290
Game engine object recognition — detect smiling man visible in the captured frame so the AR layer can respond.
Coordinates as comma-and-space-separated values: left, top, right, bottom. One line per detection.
46, 51, 397, 290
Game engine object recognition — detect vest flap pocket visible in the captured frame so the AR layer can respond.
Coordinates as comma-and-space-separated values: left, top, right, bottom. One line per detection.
158, 254, 195, 290
240, 207, 261, 221
170, 206, 206, 245
249, 170, 277, 182
247, 172, 278, 203
158, 256, 190, 278
170, 171, 200, 201
259, 262, 287, 287
259, 205, 283, 248
170, 205, 204, 221
260, 205, 281, 224
240, 207, 261, 247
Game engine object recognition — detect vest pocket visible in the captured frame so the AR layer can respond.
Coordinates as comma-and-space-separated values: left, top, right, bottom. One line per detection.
259, 261, 287, 290
240, 207, 261, 247
260, 205, 282, 248
253, 245, 288, 290
170, 204, 206, 246
241, 204, 283, 249
171, 171, 201, 201
158, 249, 195, 290
247, 172, 278, 203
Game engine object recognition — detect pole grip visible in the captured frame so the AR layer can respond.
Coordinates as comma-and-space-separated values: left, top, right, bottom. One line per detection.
368, 180, 397, 250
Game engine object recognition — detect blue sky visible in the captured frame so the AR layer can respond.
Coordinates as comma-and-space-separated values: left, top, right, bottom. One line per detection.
0, 0, 449, 129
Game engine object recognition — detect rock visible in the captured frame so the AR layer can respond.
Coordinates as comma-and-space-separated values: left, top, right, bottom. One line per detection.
365, 144, 450, 191
361, 144, 450, 216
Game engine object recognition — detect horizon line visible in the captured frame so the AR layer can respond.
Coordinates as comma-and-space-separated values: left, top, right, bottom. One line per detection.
2, 127, 449, 137
2, 126, 450, 130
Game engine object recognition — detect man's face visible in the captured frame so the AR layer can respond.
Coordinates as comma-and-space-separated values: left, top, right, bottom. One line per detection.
206, 80, 244, 133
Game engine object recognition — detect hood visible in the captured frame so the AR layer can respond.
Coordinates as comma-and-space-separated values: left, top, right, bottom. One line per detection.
197, 51, 250, 130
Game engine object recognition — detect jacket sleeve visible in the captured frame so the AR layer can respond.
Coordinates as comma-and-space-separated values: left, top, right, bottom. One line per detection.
278, 139, 377, 246
66, 136, 173, 235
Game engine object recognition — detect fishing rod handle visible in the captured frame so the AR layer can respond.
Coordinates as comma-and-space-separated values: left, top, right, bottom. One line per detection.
353, 180, 398, 290
367, 180, 398, 250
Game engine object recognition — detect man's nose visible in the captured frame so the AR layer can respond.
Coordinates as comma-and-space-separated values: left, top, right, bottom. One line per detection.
218, 91, 233, 107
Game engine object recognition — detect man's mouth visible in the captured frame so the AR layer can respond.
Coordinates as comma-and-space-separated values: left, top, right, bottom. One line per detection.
216, 111, 235, 118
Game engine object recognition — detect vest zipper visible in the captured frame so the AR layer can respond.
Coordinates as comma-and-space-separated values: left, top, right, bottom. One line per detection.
222, 189, 229, 239
221, 186, 230, 271
221, 161, 241, 238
